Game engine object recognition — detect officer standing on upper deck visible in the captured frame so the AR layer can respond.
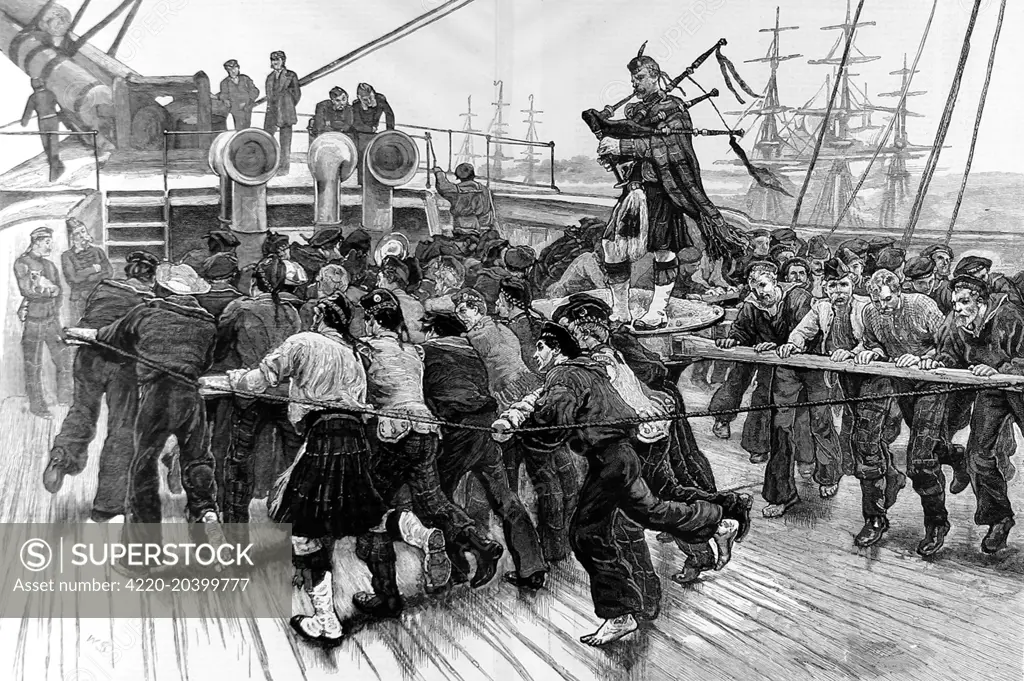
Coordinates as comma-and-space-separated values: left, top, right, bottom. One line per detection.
21, 78, 64, 182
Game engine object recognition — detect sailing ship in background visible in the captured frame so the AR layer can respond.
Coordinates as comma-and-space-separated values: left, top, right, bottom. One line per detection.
722, 2, 932, 233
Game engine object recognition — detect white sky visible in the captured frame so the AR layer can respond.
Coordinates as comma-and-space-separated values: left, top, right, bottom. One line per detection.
0, 0, 1021, 174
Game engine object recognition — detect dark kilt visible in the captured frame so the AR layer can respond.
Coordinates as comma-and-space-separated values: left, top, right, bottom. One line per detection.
645, 182, 690, 254
271, 413, 387, 539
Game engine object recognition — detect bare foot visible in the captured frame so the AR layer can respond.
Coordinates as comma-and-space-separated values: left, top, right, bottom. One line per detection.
580, 615, 638, 646
762, 497, 798, 518
713, 519, 739, 570
819, 483, 840, 499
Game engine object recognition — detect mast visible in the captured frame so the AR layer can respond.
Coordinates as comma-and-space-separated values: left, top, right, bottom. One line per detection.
455, 95, 482, 169
486, 80, 511, 180
877, 54, 926, 232
732, 6, 800, 222
802, 0, 878, 230
519, 94, 542, 184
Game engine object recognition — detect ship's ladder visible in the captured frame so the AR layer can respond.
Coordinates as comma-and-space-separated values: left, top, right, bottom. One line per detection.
102, 190, 170, 269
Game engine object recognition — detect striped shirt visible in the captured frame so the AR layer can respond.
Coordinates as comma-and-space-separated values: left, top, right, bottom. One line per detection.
860, 292, 943, 359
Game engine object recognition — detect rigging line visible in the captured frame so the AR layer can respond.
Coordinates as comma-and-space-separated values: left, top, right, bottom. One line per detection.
789, 0, 868, 229
790, 0, 864, 228
827, 0, 938, 236
252, 0, 477, 105
900, 0, 984, 248
944, 0, 1008, 247
684, 76, 735, 134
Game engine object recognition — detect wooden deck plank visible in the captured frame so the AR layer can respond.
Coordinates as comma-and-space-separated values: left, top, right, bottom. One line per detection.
0, 377, 1020, 681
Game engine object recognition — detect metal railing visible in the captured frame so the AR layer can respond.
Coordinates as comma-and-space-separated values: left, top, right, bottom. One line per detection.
0, 130, 101, 191
251, 108, 559, 192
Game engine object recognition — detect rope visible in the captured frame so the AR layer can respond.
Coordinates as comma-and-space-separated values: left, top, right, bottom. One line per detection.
900, 0, 984, 248
828, 0, 938, 236
790, 0, 867, 229
944, 0, 1007, 247
71, 335, 1022, 435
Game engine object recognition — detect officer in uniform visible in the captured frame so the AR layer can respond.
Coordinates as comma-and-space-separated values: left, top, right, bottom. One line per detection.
14, 226, 72, 418
21, 78, 64, 182
592, 49, 745, 329
61, 217, 112, 325
264, 50, 301, 175
309, 87, 353, 140
432, 163, 496, 234
217, 59, 260, 129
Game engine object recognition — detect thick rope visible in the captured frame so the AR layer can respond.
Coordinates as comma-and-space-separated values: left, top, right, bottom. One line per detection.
900, 0, 984, 248
791, 0, 868, 229
73, 335, 1022, 435
828, 0, 938, 236
944, 0, 1007, 246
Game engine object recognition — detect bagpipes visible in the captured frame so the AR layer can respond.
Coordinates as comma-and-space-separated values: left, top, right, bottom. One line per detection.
583, 38, 789, 197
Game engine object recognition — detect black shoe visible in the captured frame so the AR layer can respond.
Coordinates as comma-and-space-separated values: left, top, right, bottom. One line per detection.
447, 546, 471, 585
632, 317, 668, 332
749, 452, 769, 464
883, 469, 907, 510
670, 560, 706, 586
503, 570, 545, 590
917, 521, 951, 557
288, 615, 345, 648
43, 454, 68, 493
981, 517, 1015, 554
352, 592, 403, 618
854, 516, 889, 548
949, 465, 971, 495
465, 534, 504, 589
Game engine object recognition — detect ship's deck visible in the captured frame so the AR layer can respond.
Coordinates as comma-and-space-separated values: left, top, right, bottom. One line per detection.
0, 373, 1019, 681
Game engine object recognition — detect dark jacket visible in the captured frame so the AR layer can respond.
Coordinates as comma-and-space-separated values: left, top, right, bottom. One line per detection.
936, 294, 1024, 375
421, 336, 498, 421
433, 174, 494, 232
14, 251, 62, 319
310, 99, 354, 137
80, 279, 154, 329
527, 356, 637, 452
505, 311, 543, 374
352, 93, 395, 133
61, 246, 113, 302
729, 284, 813, 346
196, 282, 244, 319
218, 74, 259, 116
97, 296, 217, 384
264, 69, 301, 126
214, 294, 302, 371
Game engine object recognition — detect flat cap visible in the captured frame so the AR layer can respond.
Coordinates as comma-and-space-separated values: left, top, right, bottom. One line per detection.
903, 256, 935, 281
205, 230, 240, 250
866, 236, 896, 253
343, 228, 372, 252
770, 228, 798, 246
837, 238, 869, 255
874, 247, 906, 272
801, 235, 830, 260
746, 259, 779, 279
29, 226, 53, 241
836, 247, 864, 267
920, 244, 954, 260
359, 288, 400, 314
951, 273, 989, 297
954, 255, 992, 277
503, 245, 537, 270
126, 250, 160, 268
822, 257, 851, 282
202, 252, 239, 280
538, 321, 581, 359
306, 227, 344, 249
